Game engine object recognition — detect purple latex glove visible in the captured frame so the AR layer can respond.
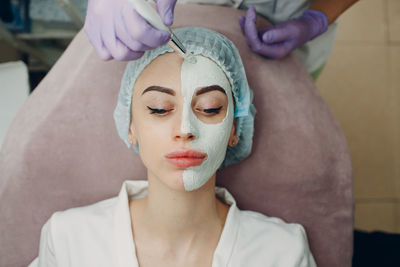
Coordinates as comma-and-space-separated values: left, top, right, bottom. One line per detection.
238, 7, 328, 59
84, 0, 177, 61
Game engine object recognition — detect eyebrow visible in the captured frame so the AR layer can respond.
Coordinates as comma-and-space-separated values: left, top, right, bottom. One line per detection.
141, 85, 226, 96
196, 85, 226, 96
142, 86, 176, 96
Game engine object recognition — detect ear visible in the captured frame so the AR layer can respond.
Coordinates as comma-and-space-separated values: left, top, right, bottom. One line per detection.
128, 121, 138, 146
228, 118, 239, 147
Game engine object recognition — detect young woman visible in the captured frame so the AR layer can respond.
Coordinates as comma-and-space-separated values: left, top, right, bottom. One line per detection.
30, 27, 316, 267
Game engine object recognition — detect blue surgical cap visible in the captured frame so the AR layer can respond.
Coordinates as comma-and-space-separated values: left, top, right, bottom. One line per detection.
114, 27, 256, 168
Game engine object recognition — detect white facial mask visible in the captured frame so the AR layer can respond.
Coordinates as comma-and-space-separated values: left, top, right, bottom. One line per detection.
180, 55, 234, 191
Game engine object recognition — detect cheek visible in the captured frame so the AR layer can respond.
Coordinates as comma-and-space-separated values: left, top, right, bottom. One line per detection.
137, 122, 168, 148
133, 107, 168, 139
137, 129, 165, 170
134, 118, 172, 161
197, 123, 231, 146
133, 109, 165, 155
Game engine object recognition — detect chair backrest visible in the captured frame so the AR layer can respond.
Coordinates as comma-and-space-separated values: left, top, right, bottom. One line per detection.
0, 4, 354, 267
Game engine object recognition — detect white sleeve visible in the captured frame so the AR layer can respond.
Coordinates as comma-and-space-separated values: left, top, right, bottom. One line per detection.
296, 224, 318, 267
36, 214, 58, 267
27, 257, 38, 267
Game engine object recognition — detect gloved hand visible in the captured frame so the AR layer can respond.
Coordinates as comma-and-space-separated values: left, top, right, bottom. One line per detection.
238, 6, 328, 59
84, 0, 177, 61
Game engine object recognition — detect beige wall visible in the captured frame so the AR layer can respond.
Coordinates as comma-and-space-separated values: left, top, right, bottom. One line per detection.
316, 0, 400, 233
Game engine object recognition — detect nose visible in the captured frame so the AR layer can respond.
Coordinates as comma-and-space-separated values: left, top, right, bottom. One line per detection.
171, 108, 197, 142
174, 131, 196, 142
174, 102, 198, 142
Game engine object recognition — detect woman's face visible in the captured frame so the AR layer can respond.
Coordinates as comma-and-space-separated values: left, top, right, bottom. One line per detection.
129, 52, 236, 191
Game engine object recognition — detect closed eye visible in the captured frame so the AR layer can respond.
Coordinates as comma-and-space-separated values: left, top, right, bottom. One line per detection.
146, 106, 171, 115
202, 106, 223, 114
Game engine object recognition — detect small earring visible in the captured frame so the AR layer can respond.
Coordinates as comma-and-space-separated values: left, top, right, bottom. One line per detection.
231, 136, 239, 147
128, 138, 133, 145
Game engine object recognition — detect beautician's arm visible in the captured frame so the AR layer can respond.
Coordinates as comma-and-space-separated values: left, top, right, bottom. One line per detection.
310, 0, 359, 24
238, 0, 359, 59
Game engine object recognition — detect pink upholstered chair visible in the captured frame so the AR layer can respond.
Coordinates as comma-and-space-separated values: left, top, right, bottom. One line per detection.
0, 5, 353, 267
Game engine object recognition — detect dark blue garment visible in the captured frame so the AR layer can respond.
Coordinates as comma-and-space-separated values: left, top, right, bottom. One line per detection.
0, 0, 13, 22
353, 230, 400, 267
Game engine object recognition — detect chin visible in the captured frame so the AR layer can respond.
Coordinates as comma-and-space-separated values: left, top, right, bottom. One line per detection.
166, 180, 187, 192
170, 170, 188, 191
157, 168, 187, 192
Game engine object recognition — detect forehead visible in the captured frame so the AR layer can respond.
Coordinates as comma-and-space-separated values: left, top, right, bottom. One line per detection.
181, 55, 231, 92
133, 52, 230, 96
133, 52, 183, 95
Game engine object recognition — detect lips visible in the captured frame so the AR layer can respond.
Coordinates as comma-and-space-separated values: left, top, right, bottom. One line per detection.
165, 150, 207, 168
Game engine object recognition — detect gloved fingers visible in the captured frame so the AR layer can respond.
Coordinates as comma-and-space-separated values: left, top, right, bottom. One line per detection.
154, 0, 177, 26
121, 49, 145, 61
241, 7, 297, 59
239, 15, 268, 40
243, 7, 266, 54
108, 38, 144, 61
101, 17, 143, 61
114, 11, 151, 53
240, 15, 267, 39
84, 18, 112, 61
122, 4, 171, 48
261, 24, 294, 44
258, 41, 297, 59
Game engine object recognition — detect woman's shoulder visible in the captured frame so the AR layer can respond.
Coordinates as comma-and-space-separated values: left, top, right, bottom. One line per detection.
45, 196, 117, 240
53, 196, 116, 220
35, 197, 119, 265
238, 209, 307, 237
237, 209, 309, 245
232, 209, 316, 266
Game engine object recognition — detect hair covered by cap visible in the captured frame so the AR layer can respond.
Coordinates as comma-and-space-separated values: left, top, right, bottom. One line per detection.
114, 27, 256, 168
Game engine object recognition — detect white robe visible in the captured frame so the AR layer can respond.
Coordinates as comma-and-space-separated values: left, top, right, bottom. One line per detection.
29, 180, 317, 267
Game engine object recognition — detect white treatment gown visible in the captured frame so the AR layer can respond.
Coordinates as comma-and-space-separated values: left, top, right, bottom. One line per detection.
177, 0, 337, 74
28, 180, 317, 267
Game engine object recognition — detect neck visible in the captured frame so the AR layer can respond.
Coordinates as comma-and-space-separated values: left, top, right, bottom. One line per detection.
130, 171, 229, 253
